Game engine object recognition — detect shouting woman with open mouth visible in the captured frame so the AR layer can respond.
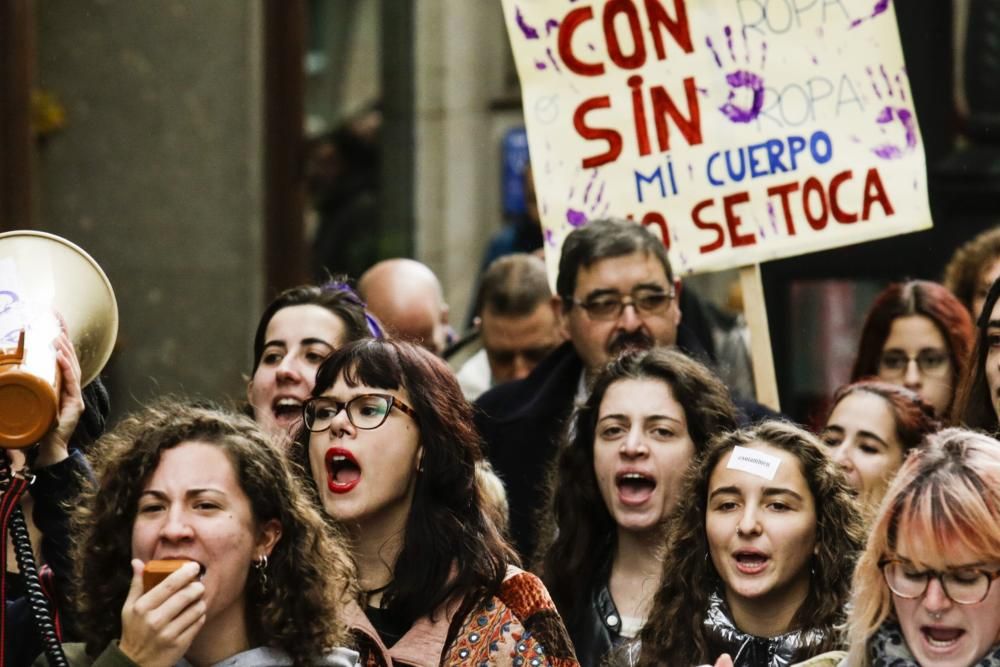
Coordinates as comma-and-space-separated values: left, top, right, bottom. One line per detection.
295, 338, 579, 666
535, 348, 739, 667
844, 428, 1000, 667
626, 421, 865, 667
247, 282, 376, 447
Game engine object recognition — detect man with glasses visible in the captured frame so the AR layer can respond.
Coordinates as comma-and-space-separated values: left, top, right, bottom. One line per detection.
475, 218, 771, 561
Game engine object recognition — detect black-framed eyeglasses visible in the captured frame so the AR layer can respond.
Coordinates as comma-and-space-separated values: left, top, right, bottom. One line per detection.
303, 394, 419, 432
878, 349, 950, 379
568, 287, 675, 321
880, 559, 1000, 605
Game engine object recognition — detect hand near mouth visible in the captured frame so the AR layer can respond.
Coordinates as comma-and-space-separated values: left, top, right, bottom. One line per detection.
119, 559, 207, 667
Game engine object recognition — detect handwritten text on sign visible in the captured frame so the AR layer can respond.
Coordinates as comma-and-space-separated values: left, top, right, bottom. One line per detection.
501, 0, 931, 278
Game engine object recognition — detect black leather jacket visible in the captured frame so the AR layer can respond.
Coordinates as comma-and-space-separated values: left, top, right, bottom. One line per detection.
568, 582, 628, 667
703, 592, 832, 667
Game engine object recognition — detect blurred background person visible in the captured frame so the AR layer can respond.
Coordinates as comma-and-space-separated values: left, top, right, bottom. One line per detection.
457, 253, 564, 400
480, 162, 542, 270
850, 280, 973, 419
536, 349, 738, 667
845, 428, 1000, 667
942, 225, 1000, 319
820, 380, 939, 513
308, 107, 382, 282
631, 422, 865, 666
61, 400, 357, 666
295, 339, 578, 665
247, 282, 374, 446
359, 258, 453, 356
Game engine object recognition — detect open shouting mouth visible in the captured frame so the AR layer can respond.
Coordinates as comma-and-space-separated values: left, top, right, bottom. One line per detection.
325, 447, 361, 493
732, 548, 770, 575
615, 470, 656, 506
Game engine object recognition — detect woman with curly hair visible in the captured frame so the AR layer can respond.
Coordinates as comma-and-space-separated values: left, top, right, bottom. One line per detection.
630, 421, 866, 667
953, 276, 1000, 434
247, 280, 377, 445
850, 280, 973, 419
942, 226, 1000, 319
56, 400, 358, 666
820, 380, 939, 512
844, 428, 1000, 666
294, 338, 579, 665
535, 349, 738, 667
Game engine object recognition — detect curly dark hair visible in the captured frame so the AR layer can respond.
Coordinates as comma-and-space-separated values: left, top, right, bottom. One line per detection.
73, 399, 355, 664
636, 421, 865, 666
535, 348, 738, 627
292, 339, 518, 650
850, 280, 973, 419
942, 225, 1000, 315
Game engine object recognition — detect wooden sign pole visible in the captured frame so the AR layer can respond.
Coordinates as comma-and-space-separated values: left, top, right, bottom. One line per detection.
739, 264, 780, 412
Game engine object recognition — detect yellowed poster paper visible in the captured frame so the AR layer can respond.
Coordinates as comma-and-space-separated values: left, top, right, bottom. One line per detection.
501, 0, 932, 280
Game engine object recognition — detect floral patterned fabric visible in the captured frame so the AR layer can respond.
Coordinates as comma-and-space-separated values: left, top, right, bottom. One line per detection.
348, 567, 578, 667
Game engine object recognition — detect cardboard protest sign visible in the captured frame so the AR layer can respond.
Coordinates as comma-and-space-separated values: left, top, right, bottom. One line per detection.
501, 0, 932, 281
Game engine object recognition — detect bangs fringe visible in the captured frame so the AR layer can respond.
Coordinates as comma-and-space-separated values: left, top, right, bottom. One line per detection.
325, 340, 404, 393
893, 473, 1000, 568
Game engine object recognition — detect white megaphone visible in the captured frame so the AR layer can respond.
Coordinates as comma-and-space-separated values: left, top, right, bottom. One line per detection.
0, 231, 118, 448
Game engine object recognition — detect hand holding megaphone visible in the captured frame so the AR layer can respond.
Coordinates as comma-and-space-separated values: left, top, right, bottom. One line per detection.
0, 231, 117, 449
31, 328, 84, 466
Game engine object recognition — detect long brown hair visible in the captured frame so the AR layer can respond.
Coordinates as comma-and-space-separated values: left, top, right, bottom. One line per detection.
637, 421, 865, 666
535, 348, 737, 626
73, 399, 355, 665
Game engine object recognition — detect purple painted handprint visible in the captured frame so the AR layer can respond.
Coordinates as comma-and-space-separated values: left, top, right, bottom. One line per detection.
866, 64, 917, 159
706, 26, 768, 124
513, 5, 562, 72
564, 169, 609, 228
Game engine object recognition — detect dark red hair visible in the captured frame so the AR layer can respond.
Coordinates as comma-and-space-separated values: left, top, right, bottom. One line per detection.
828, 379, 940, 453
850, 280, 974, 417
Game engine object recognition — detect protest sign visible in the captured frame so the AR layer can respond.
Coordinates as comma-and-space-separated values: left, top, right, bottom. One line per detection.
501, 0, 932, 281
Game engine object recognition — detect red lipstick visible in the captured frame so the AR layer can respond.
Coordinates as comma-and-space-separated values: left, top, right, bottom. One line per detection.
325, 448, 361, 494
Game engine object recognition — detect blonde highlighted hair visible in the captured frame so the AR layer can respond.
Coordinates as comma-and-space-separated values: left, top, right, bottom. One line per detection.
845, 427, 1000, 666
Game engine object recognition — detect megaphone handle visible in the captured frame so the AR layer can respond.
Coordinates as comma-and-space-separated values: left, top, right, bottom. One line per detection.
0, 330, 25, 366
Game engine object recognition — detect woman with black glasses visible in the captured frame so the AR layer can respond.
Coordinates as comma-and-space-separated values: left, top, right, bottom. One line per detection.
294, 338, 579, 666
844, 427, 1000, 666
